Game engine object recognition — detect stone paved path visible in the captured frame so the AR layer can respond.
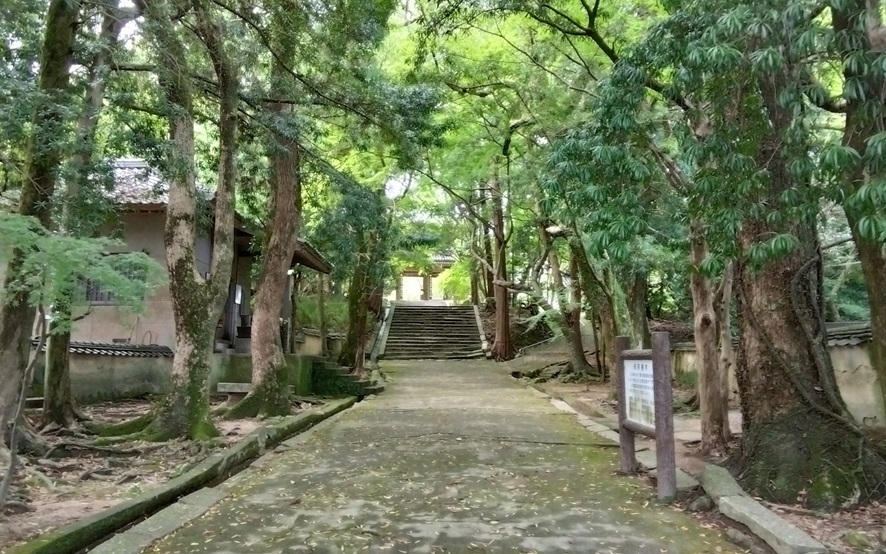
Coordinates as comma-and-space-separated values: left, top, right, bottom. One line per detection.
147, 360, 738, 553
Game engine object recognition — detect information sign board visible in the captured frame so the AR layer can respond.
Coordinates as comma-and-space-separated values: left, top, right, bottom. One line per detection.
624, 359, 655, 428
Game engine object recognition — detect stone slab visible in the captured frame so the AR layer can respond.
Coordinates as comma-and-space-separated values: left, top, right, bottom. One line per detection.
699, 464, 747, 501
636, 450, 658, 470
719, 495, 827, 554
90, 488, 228, 554
216, 382, 252, 393
649, 468, 700, 492
550, 398, 576, 413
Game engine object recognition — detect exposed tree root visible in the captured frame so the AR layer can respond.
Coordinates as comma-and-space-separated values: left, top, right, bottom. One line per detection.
95, 413, 153, 437
224, 386, 290, 420
735, 407, 886, 509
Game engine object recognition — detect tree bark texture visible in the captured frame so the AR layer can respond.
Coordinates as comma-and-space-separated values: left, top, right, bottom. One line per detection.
566, 250, 591, 372
689, 223, 728, 455
627, 271, 651, 349
143, 0, 237, 439
43, 2, 126, 429
229, 44, 300, 418
0, 0, 79, 447
733, 73, 886, 508
833, 0, 886, 416
339, 235, 370, 371
489, 166, 513, 361
570, 239, 619, 392
42, 305, 76, 428
717, 262, 735, 439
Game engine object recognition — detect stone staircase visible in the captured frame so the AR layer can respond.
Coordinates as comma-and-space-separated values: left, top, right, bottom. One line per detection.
380, 303, 487, 360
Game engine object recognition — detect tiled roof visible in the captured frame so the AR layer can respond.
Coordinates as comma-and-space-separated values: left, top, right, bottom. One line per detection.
32, 338, 174, 357
108, 159, 331, 273
672, 321, 873, 350
110, 159, 169, 206
110, 159, 212, 208
825, 321, 872, 347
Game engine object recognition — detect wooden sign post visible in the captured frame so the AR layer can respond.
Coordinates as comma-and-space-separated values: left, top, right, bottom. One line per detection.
616, 331, 677, 501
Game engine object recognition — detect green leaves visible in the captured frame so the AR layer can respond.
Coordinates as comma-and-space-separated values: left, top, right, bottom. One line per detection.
0, 213, 165, 316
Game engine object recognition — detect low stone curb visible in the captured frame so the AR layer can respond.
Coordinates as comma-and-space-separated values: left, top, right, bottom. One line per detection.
8, 397, 357, 554
88, 488, 228, 554
529, 382, 828, 553
699, 465, 828, 554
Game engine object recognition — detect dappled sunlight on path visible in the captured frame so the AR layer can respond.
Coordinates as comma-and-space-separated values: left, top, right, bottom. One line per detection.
147, 360, 739, 553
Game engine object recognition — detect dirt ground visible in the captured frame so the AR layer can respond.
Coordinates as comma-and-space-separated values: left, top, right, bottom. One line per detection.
507, 346, 886, 554
0, 396, 321, 550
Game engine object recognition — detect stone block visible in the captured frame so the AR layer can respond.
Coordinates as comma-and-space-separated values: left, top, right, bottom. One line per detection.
636, 450, 658, 470
718, 495, 827, 554
90, 488, 227, 554
649, 468, 700, 492
699, 464, 746, 501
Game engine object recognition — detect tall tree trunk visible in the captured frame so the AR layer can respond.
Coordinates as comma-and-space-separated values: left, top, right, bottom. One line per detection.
228, 48, 300, 418
717, 261, 734, 440
833, 0, 886, 415
141, 0, 238, 440
689, 223, 727, 455
566, 250, 591, 372
0, 0, 79, 450
42, 2, 126, 429
470, 259, 480, 305
570, 239, 619, 392
339, 235, 370, 370
483, 228, 495, 304
43, 312, 74, 428
627, 271, 651, 348
734, 74, 886, 508
489, 164, 513, 360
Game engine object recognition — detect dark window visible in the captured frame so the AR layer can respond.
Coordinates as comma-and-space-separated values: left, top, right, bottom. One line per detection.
79, 255, 147, 306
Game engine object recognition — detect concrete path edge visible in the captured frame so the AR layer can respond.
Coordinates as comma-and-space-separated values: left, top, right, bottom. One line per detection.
7, 397, 357, 554
529, 381, 828, 554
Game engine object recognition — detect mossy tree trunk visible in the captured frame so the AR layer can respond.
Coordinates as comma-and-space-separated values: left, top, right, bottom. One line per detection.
0, 0, 79, 450
689, 223, 728, 455
42, 2, 127, 429
833, 0, 886, 417
626, 270, 651, 349
733, 74, 886, 508
339, 234, 371, 373
141, 0, 238, 440
570, 238, 620, 392
565, 251, 591, 373
43, 299, 77, 429
228, 35, 300, 418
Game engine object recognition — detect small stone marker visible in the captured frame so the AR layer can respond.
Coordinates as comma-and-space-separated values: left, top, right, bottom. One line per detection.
616, 331, 677, 501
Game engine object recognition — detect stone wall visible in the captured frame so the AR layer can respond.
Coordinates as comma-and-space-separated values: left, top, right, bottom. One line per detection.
30, 352, 321, 403
31, 354, 173, 403
211, 353, 315, 396
672, 342, 884, 425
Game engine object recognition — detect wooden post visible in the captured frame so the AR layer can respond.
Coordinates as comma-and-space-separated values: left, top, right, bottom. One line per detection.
422, 274, 431, 300
652, 331, 676, 500
318, 272, 327, 357
615, 335, 637, 473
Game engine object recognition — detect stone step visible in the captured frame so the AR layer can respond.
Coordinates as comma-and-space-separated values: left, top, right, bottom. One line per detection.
362, 384, 385, 395
383, 347, 483, 354
388, 335, 480, 344
388, 329, 480, 339
383, 351, 485, 360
